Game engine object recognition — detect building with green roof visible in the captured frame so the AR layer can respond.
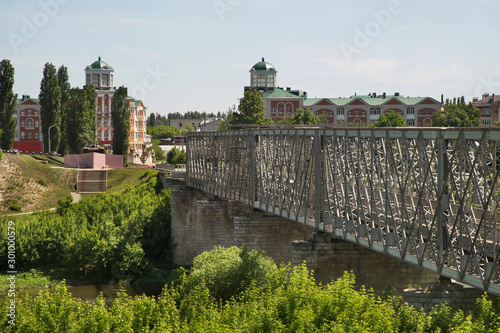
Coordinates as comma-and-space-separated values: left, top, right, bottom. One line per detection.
245, 58, 442, 126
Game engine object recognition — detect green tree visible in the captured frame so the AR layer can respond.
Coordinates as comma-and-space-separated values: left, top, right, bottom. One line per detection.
57, 65, 71, 155
218, 107, 236, 130
85, 84, 97, 145
39, 62, 62, 152
370, 109, 406, 127
180, 122, 195, 136
166, 146, 186, 164
277, 108, 320, 125
0, 60, 17, 149
233, 89, 273, 125
65, 88, 96, 153
111, 86, 131, 166
433, 99, 481, 127
147, 125, 180, 140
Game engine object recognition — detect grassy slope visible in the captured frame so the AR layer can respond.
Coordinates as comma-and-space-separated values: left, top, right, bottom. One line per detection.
1, 154, 154, 212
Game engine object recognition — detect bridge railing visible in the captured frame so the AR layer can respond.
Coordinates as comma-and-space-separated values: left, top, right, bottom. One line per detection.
187, 127, 500, 294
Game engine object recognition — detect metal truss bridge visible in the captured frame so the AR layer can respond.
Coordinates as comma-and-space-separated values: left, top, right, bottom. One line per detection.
186, 127, 500, 294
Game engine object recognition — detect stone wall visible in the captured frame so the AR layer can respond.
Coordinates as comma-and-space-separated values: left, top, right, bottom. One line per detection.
292, 233, 437, 294
234, 212, 313, 265
403, 283, 489, 314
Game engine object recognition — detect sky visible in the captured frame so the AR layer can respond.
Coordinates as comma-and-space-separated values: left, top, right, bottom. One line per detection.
2, 0, 500, 117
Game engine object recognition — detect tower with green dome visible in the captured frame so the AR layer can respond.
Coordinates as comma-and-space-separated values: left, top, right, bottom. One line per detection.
85, 56, 114, 90
247, 57, 277, 92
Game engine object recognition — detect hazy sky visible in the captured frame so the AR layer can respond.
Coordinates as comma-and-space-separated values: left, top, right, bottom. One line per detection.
2, 0, 500, 116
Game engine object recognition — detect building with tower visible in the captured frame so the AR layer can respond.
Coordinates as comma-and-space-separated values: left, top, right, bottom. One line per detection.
84, 57, 151, 162
245, 58, 442, 126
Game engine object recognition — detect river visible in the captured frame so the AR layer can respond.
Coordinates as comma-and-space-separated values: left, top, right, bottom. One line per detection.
0, 281, 166, 304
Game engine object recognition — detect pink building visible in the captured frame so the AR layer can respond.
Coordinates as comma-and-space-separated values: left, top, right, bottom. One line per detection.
13, 95, 43, 153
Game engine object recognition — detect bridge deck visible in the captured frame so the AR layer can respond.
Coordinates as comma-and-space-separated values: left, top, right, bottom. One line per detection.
187, 127, 500, 294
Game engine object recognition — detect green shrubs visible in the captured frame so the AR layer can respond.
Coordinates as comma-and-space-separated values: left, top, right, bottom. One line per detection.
6, 185, 15, 191
8, 203, 21, 211
2, 262, 500, 332
166, 147, 186, 164
0, 171, 172, 282
184, 246, 277, 303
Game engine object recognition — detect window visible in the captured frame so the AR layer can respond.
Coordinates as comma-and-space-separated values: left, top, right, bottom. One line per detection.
28, 109, 32, 115
329, 112, 334, 116
21, 132, 25, 139
418, 110, 422, 115
425, 109, 430, 115
104, 132, 108, 139
271, 107, 276, 114
407, 108, 414, 114
349, 111, 352, 116
27, 120, 32, 128
98, 106, 101, 114
104, 106, 108, 114
35, 132, 39, 139
287, 107, 291, 113
35, 111, 39, 116
104, 119, 108, 126
35, 121, 39, 127
21, 110, 25, 116
21, 120, 25, 127
495, 108, 499, 115
418, 121, 423, 127
355, 110, 359, 115
279, 107, 283, 113
407, 119, 415, 126
370, 108, 381, 115
362, 111, 366, 116
98, 132, 101, 139
179, 122, 182, 127
28, 132, 32, 139
482, 119, 492, 126
483, 108, 491, 115
337, 108, 345, 115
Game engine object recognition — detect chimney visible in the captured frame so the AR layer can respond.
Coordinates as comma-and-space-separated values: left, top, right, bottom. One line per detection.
382, 92, 386, 98
286, 87, 291, 91
441, 94, 444, 104
395, 92, 400, 96
473, 97, 479, 103
483, 93, 490, 99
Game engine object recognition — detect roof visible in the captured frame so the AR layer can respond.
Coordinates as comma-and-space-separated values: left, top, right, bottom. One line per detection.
134, 100, 144, 107
250, 57, 277, 73
17, 97, 39, 103
264, 88, 300, 98
302, 95, 438, 107
473, 94, 500, 107
86, 57, 114, 71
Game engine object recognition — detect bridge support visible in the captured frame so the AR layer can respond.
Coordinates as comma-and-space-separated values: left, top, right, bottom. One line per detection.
292, 233, 437, 294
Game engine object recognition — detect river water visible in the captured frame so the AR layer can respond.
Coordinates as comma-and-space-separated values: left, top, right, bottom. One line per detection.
0, 281, 166, 303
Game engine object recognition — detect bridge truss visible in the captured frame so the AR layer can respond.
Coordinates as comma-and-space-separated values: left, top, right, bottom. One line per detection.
186, 127, 500, 294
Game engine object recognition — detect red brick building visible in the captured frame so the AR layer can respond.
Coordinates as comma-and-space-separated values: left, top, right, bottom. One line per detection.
13, 95, 43, 153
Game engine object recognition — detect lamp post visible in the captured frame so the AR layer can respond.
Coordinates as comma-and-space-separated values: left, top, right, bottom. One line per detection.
48, 124, 55, 153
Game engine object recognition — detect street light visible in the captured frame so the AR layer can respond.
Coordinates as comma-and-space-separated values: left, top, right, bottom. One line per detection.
48, 124, 55, 153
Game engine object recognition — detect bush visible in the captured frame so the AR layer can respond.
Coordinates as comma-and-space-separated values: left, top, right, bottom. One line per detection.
6, 185, 15, 191
0, 171, 172, 281
9, 203, 21, 211
184, 246, 277, 303
166, 147, 186, 165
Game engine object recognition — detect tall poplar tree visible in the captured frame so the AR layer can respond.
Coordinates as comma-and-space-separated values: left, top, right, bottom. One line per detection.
111, 86, 130, 166
233, 88, 273, 125
66, 87, 97, 153
57, 65, 70, 155
0, 60, 18, 149
84, 84, 97, 145
39, 63, 61, 152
